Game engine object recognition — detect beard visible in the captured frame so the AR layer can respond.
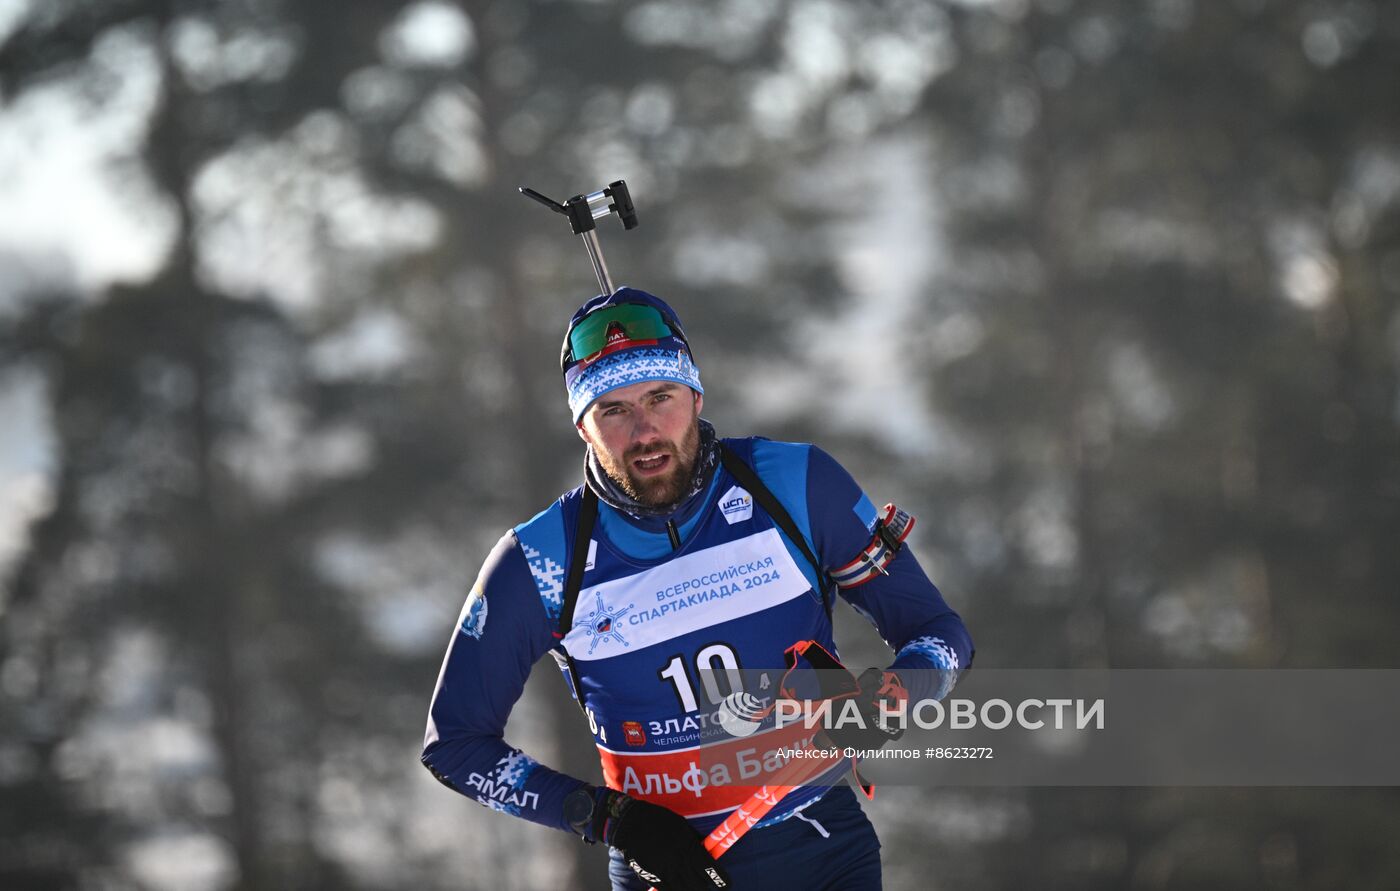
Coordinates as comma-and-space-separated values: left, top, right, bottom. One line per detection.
595, 413, 702, 508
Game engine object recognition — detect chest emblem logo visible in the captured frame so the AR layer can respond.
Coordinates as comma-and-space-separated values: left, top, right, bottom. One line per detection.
580, 591, 634, 654
719, 486, 754, 524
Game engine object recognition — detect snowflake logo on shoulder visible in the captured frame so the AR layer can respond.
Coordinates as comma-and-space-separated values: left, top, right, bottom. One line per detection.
580, 591, 633, 654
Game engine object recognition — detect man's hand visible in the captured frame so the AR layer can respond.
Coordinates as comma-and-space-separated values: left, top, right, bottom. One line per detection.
824, 667, 908, 752
575, 786, 730, 890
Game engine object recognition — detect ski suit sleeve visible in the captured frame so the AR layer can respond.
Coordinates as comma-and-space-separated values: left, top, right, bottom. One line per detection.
804, 446, 974, 700
421, 529, 587, 832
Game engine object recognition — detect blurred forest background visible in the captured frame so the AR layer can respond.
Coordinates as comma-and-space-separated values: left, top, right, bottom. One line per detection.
2, 0, 1398, 889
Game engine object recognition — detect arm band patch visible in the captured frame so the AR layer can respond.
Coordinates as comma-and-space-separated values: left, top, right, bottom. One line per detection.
830, 503, 915, 589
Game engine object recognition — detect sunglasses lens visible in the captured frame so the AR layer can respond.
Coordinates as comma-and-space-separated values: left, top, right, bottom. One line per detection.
568, 304, 674, 362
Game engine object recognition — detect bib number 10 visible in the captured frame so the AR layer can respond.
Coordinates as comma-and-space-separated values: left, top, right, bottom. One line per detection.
658, 644, 742, 712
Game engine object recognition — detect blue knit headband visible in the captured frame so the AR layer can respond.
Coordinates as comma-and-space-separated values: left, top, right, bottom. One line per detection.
566, 347, 703, 422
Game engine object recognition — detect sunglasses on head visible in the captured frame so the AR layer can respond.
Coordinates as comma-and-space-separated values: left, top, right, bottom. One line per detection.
564, 303, 686, 368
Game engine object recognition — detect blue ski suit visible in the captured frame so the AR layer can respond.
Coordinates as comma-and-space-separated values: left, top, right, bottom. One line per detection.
422, 437, 973, 888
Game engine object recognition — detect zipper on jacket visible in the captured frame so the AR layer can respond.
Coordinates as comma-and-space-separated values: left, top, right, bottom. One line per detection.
665, 519, 681, 550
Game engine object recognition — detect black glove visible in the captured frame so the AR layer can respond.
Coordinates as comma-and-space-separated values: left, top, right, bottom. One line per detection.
568, 785, 730, 890
824, 667, 908, 752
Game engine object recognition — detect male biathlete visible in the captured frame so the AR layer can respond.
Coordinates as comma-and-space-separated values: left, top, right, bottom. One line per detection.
422, 287, 973, 890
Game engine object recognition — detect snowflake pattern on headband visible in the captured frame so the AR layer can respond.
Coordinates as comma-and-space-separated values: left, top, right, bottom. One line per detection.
567, 347, 703, 421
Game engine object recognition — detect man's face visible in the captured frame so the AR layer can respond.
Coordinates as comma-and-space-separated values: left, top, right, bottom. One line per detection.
577, 381, 704, 507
